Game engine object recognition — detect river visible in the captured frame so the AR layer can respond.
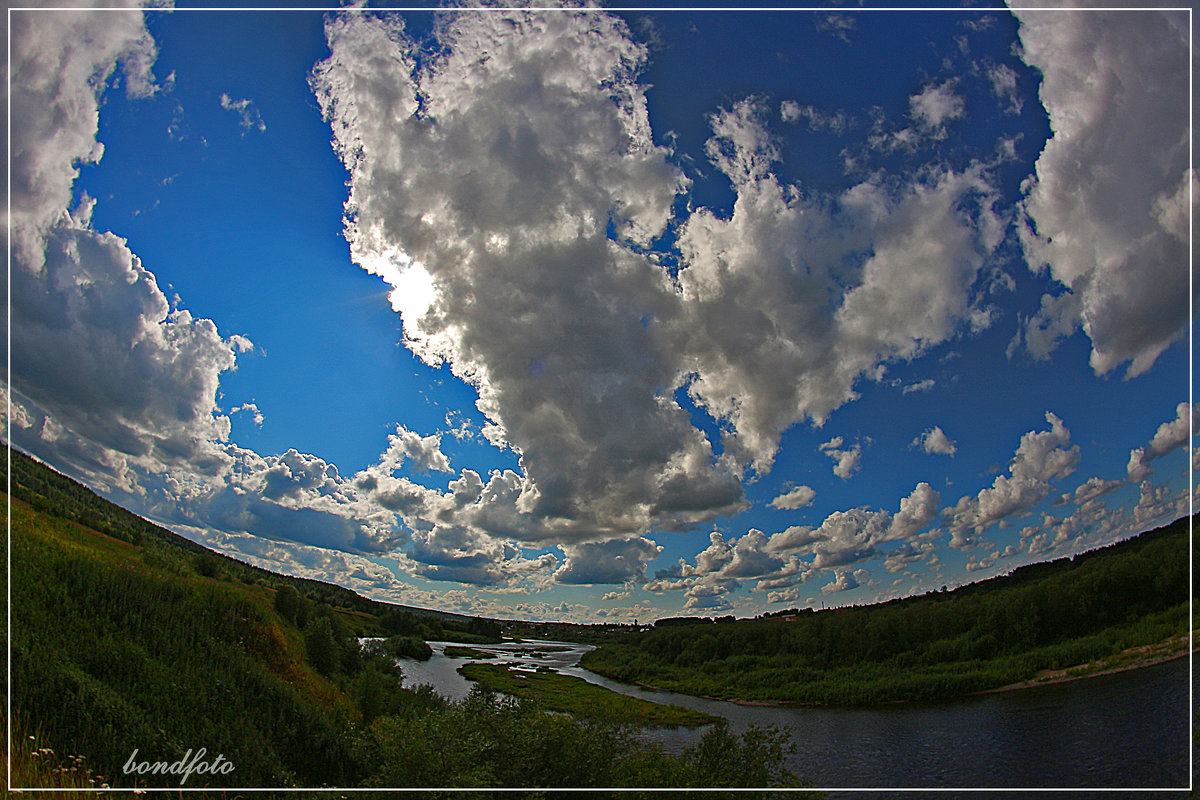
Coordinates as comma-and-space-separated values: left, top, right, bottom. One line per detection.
398, 639, 1191, 794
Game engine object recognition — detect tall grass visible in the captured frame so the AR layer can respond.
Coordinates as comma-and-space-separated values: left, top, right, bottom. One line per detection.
5, 449, 807, 794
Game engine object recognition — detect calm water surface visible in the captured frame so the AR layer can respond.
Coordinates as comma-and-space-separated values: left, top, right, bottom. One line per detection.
398, 640, 1191, 794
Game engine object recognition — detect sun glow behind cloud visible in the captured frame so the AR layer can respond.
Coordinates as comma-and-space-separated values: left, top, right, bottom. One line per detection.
364, 249, 439, 333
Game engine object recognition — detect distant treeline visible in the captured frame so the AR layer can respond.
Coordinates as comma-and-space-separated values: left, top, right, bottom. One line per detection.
654, 615, 737, 627
6, 445, 804, 794
582, 516, 1191, 705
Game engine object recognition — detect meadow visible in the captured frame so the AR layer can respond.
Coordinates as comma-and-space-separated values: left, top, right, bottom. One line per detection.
457, 662, 718, 727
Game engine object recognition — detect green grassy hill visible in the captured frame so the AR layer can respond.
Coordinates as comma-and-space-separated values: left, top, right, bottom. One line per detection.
10, 491, 360, 787
5, 446, 805, 794
5, 446, 489, 632
581, 515, 1191, 706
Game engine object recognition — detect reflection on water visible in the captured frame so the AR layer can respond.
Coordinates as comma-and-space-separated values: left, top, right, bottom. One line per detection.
393, 639, 1190, 793
395, 639, 595, 701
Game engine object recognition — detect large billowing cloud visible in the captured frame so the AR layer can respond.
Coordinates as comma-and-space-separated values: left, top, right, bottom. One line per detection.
10, 5, 158, 266
312, 9, 1006, 550
1012, 6, 1192, 377
6, 7, 428, 570
8, 7, 247, 494
670, 98, 1002, 473
554, 537, 663, 585
312, 10, 742, 544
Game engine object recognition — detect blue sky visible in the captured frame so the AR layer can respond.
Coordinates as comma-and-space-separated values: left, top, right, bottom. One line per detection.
8, 3, 1194, 622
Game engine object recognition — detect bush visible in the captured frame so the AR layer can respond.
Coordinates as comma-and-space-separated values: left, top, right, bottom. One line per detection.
378, 634, 433, 661
304, 617, 339, 675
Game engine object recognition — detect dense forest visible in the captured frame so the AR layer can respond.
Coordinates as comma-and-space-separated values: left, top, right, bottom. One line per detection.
5, 447, 806, 795
582, 515, 1191, 705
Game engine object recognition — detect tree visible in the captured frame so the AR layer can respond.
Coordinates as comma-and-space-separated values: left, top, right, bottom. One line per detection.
274, 585, 300, 624
467, 616, 501, 641
195, 553, 221, 579
304, 617, 338, 676
682, 720, 799, 788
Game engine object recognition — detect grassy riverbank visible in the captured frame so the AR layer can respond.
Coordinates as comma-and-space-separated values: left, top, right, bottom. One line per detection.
458, 663, 719, 726
582, 516, 1190, 707
7, 446, 802, 792
975, 632, 1190, 695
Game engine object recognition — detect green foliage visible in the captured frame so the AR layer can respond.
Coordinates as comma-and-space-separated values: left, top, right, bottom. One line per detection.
377, 634, 434, 661
375, 607, 503, 645
6, 447, 807, 791
380, 609, 427, 637
458, 663, 718, 727
357, 686, 810, 794
680, 720, 801, 789
304, 617, 340, 676
194, 552, 222, 579
467, 616, 503, 641
273, 584, 302, 624
346, 662, 404, 726
3, 447, 449, 637
10, 501, 360, 788
583, 516, 1191, 706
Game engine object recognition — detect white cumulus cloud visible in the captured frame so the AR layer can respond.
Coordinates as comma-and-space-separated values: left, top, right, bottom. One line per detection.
821, 568, 869, 595
1012, 7, 1192, 377
1127, 402, 1196, 482
945, 412, 1080, 547
312, 9, 1008, 555
819, 436, 862, 480
769, 485, 816, 511
9, 8, 248, 496
913, 426, 957, 456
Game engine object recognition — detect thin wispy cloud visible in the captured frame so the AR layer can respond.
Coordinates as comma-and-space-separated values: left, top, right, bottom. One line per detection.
220, 92, 266, 132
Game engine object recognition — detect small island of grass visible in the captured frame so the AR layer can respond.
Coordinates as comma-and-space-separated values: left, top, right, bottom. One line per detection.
457, 662, 718, 727
444, 645, 497, 659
